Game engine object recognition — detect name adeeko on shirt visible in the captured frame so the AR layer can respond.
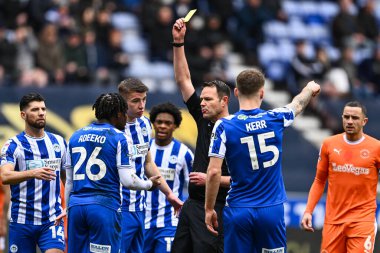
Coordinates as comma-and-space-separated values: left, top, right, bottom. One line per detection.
78, 134, 106, 144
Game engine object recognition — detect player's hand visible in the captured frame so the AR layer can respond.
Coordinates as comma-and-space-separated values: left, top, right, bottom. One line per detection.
189, 172, 206, 186
305, 81, 321, 97
205, 209, 218, 236
149, 175, 161, 190
55, 208, 66, 226
172, 18, 186, 42
32, 167, 56, 181
167, 192, 183, 217
301, 212, 314, 232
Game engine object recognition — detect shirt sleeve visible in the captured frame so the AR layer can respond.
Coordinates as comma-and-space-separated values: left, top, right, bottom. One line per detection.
117, 135, 132, 170
271, 107, 295, 128
185, 91, 203, 124
208, 120, 226, 159
63, 143, 72, 170
305, 142, 329, 214
0, 139, 18, 166
60, 138, 68, 170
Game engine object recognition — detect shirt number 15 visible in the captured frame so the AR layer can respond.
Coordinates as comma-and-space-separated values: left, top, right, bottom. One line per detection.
240, 131, 279, 170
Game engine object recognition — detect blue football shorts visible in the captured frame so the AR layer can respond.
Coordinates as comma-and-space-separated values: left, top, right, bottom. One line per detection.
144, 226, 176, 253
68, 204, 121, 253
9, 220, 65, 253
223, 203, 286, 253
120, 210, 145, 253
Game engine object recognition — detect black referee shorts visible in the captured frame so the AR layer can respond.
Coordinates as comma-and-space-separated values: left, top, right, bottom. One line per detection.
171, 198, 224, 253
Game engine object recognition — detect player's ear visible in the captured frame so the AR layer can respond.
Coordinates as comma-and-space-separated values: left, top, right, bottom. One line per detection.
20, 111, 26, 120
259, 88, 264, 100
362, 117, 368, 126
234, 88, 238, 98
221, 95, 228, 106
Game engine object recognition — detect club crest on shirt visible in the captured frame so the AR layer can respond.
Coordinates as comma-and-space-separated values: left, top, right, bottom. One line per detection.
169, 155, 178, 164
10, 244, 18, 253
141, 127, 148, 137
360, 149, 370, 159
53, 143, 61, 152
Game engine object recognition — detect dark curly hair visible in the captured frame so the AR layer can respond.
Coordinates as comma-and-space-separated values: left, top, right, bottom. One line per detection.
92, 93, 127, 121
149, 102, 182, 127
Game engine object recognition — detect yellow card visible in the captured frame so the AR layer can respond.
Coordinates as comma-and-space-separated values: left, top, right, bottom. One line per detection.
184, 9, 197, 22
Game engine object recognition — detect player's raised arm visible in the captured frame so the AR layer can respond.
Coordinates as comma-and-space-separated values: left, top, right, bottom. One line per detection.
285, 81, 321, 117
172, 18, 195, 102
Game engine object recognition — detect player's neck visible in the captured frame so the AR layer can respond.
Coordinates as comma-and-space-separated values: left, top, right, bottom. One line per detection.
155, 138, 172, 147
127, 116, 136, 123
25, 126, 45, 138
344, 132, 364, 142
211, 109, 229, 123
239, 97, 262, 111
97, 119, 111, 125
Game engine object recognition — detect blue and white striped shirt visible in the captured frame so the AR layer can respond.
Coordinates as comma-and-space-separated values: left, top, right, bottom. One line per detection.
0, 131, 66, 225
145, 138, 193, 229
122, 116, 152, 212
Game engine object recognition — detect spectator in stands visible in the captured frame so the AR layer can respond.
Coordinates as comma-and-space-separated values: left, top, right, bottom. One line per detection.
36, 23, 65, 84
201, 14, 227, 47
0, 23, 17, 86
314, 46, 331, 82
149, 5, 174, 62
63, 29, 88, 84
13, 13, 41, 87
95, 8, 113, 47
288, 40, 323, 96
262, 0, 287, 22
357, 0, 378, 43
205, 0, 234, 30
337, 46, 360, 94
79, 7, 96, 33
107, 28, 130, 84
83, 29, 110, 86
14, 25, 38, 75
0, 1, 29, 29
233, 0, 273, 65
205, 42, 229, 83
171, 0, 194, 20
331, 0, 363, 50
358, 46, 380, 97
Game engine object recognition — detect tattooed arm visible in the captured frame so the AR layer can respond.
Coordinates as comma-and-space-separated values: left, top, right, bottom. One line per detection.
285, 81, 320, 117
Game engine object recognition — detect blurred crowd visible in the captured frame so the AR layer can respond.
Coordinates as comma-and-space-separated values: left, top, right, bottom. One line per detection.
0, 0, 379, 130
0, 0, 235, 87
287, 0, 380, 100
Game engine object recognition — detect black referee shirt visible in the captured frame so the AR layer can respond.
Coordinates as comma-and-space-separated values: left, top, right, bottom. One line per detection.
185, 92, 229, 204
